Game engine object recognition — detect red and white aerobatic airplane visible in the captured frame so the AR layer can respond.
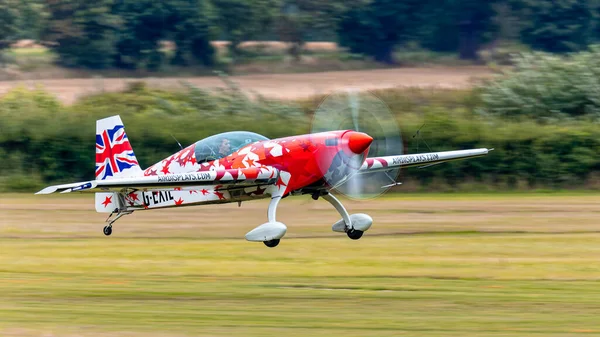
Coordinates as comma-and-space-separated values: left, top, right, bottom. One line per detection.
36, 115, 491, 247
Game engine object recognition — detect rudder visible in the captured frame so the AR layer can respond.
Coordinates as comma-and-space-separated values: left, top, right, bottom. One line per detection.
95, 115, 142, 180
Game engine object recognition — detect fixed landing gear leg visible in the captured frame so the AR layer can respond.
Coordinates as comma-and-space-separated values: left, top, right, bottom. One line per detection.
103, 209, 132, 236
322, 193, 371, 240
245, 195, 287, 247
322, 193, 352, 231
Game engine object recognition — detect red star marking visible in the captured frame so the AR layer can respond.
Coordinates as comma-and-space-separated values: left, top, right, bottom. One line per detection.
128, 201, 134, 207
215, 170, 226, 180
102, 196, 112, 207
174, 198, 184, 205
161, 164, 171, 175
176, 158, 187, 166
244, 167, 259, 179
300, 141, 312, 152
201, 189, 209, 195
189, 190, 198, 194
246, 158, 255, 167
145, 168, 158, 176
185, 155, 196, 166
220, 157, 233, 168
214, 191, 225, 200
276, 176, 287, 189
164, 157, 175, 166
128, 192, 139, 201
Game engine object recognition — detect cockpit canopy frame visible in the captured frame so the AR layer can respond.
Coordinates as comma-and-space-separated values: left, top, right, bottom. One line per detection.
194, 131, 269, 164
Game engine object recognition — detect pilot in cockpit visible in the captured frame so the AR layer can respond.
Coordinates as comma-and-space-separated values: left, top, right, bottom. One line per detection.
195, 133, 264, 164
218, 138, 231, 157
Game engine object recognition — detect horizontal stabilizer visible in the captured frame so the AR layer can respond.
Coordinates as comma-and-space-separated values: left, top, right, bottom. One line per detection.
60, 182, 98, 193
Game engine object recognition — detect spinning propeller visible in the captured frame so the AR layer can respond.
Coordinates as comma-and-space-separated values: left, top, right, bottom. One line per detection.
310, 89, 404, 200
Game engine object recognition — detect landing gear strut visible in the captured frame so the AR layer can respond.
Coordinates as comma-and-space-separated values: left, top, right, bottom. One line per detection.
322, 192, 372, 240
245, 192, 288, 247
103, 208, 132, 236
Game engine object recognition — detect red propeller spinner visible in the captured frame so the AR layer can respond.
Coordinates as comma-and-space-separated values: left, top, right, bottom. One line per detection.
343, 131, 373, 155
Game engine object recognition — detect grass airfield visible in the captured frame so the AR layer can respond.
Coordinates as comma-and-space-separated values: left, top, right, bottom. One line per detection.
2, 192, 600, 336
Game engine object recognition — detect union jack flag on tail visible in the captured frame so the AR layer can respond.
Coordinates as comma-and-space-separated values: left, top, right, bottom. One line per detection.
95, 115, 142, 180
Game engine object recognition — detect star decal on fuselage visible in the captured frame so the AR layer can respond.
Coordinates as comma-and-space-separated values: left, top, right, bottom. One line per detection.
102, 196, 112, 207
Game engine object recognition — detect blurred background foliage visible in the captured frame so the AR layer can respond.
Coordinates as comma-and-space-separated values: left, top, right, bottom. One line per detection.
2, 65, 600, 192
1, 0, 600, 192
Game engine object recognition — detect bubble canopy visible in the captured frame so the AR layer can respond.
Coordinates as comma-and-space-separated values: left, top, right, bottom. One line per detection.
194, 131, 269, 164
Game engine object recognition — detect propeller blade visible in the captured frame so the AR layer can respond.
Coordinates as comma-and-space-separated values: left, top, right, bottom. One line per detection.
310, 89, 404, 200
348, 89, 360, 132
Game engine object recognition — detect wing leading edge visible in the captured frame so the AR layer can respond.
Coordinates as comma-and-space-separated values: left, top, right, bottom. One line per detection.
35, 166, 280, 195
360, 148, 491, 173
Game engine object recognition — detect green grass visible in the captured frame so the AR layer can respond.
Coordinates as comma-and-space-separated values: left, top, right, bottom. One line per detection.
3, 235, 600, 336
2, 193, 600, 336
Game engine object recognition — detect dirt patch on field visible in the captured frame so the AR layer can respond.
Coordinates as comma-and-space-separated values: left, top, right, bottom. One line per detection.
13, 40, 339, 51
2, 194, 599, 239
211, 40, 339, 52
10, 39, 46, 49
0, 66, 492, 105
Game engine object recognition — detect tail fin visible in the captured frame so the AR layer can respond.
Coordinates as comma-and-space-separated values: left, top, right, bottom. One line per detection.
95, 115, 142, 180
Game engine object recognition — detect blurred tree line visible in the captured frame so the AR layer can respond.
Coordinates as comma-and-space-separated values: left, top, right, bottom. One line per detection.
1, 0, 600, 69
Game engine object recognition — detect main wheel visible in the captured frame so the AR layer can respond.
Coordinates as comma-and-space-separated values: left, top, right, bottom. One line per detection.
347, 229, 363, 240
263, 239, 280, 248
103, 225, 112, 236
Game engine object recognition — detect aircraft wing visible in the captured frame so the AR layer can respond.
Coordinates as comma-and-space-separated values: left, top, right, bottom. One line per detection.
359, 148, 491, 173
35, 167, 279, 195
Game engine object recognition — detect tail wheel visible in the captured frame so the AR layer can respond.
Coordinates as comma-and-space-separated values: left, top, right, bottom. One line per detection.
103, 226, 112, 236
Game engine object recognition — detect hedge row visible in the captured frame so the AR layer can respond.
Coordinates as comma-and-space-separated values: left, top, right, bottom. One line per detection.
476, 46, 600, 122
1, 82, 600, 192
